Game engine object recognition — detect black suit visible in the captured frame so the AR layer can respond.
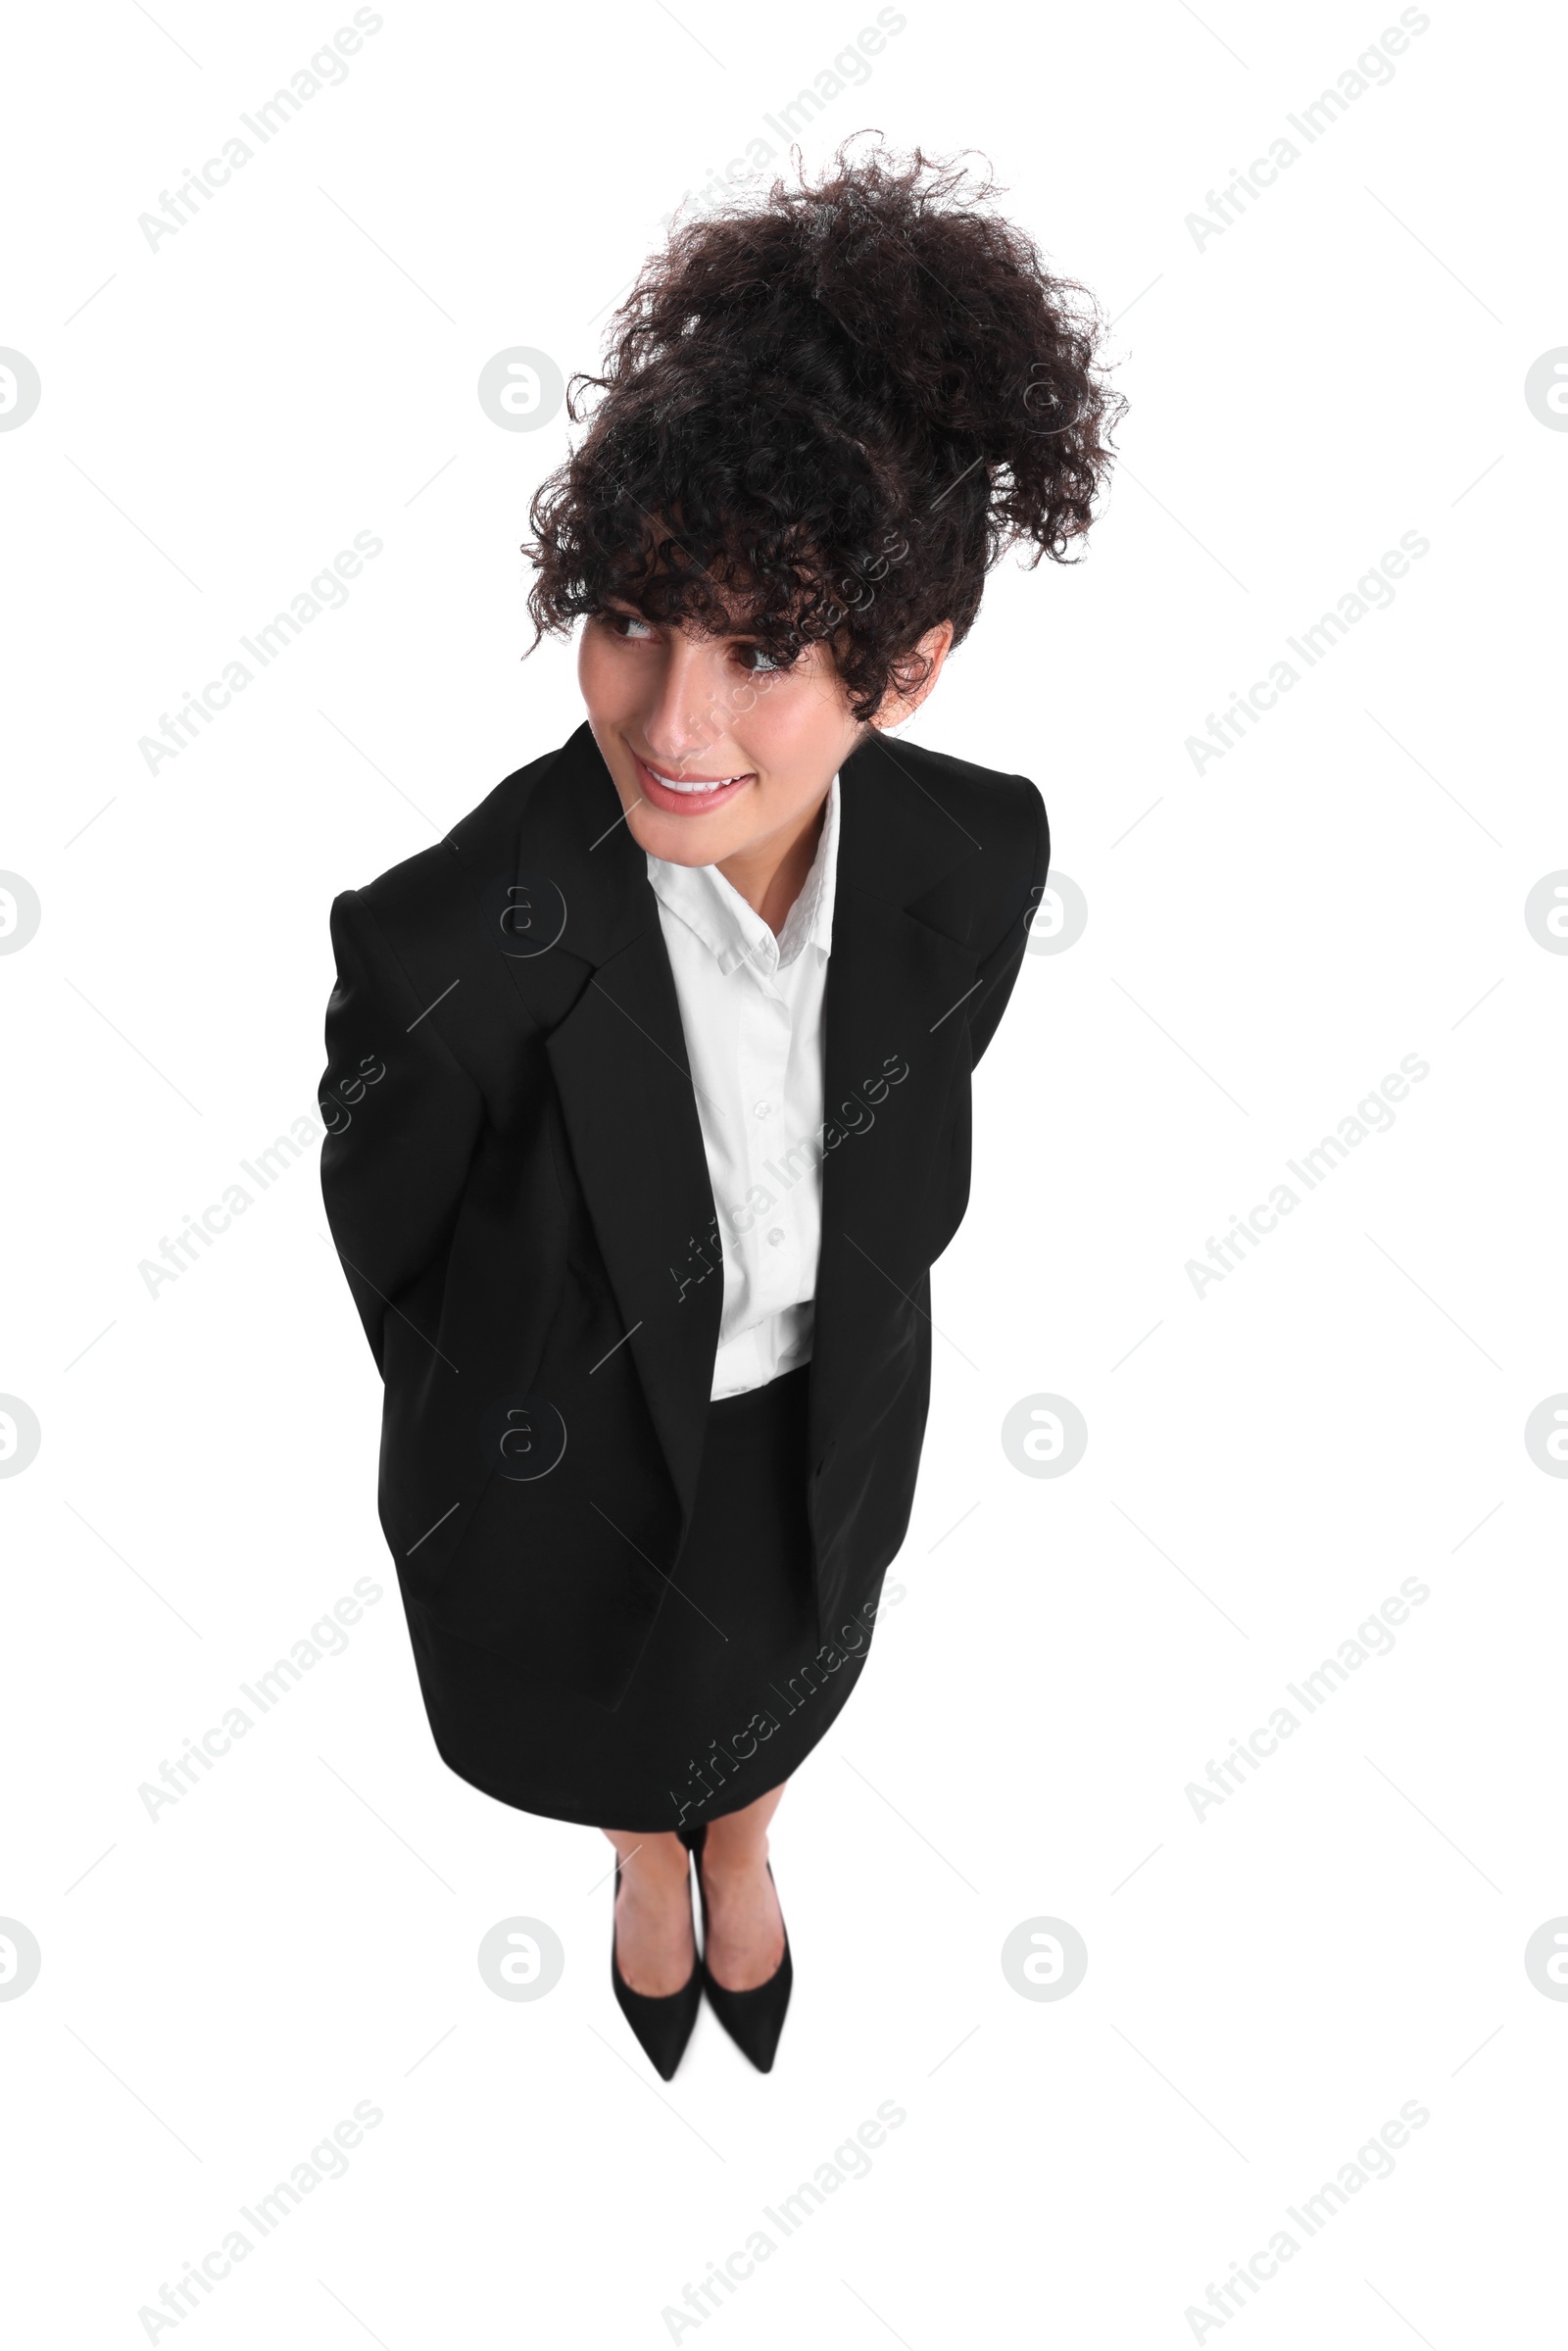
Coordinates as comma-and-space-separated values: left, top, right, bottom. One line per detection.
319, 720, 1047, 1717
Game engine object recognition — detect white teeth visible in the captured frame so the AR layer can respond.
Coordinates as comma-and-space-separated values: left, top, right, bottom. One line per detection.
648, 766, 743, 793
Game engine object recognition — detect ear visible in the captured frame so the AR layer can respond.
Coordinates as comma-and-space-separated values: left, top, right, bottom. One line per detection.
870, 620, 956, 731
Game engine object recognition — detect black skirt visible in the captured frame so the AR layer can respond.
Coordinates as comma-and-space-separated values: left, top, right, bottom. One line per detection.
404, 1362, 868, 1832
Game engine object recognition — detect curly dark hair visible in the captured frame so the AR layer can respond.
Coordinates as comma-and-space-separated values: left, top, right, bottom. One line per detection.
522, 137, 1124, 721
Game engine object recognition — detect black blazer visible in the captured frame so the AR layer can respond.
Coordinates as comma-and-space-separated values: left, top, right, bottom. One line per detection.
319, 720, 1048, 1709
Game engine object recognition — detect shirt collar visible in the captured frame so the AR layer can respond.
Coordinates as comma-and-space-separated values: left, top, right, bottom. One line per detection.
645, 771, 839, 979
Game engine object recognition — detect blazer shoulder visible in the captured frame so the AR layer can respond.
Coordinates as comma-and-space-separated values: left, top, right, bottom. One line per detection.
894, 736, 1045, 842
894, 738, 1048, 899
337, 738, 569, 942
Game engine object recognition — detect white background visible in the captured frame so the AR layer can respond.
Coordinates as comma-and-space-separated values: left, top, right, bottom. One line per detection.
3, 0, 1565, 2342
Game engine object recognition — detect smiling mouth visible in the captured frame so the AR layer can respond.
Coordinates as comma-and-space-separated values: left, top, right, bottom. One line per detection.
642, 761, 749, 792
631, 751, 755, 808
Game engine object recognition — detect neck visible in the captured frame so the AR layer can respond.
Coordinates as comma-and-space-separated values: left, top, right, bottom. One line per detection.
716, 783, 831, 938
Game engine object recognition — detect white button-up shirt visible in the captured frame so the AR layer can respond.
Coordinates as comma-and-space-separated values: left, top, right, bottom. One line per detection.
646, 775, 840, 1400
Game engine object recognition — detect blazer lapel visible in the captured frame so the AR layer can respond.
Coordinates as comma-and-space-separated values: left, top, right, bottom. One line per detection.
545, 932, 724, 1535
490, 725, 723, 1543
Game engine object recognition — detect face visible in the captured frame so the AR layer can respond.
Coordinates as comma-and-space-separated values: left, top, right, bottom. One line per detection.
578, 601, 953, 869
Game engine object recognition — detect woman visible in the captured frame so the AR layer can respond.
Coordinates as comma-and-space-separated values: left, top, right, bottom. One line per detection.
318, 143, 1118, 2079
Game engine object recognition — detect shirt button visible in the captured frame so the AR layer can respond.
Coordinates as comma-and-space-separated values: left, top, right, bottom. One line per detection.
766, 1228, 785, 1246
754, 1101, 772, 1119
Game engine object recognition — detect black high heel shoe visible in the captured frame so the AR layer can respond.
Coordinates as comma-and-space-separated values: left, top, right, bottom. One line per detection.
611, 1847, 702, 2081
692, 1829, 793, 2073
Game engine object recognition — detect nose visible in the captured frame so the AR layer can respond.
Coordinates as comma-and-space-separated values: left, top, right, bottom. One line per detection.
639, 633, 726, 772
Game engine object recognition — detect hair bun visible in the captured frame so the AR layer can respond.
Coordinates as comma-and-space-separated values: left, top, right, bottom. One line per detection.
525, 137, 1122, 719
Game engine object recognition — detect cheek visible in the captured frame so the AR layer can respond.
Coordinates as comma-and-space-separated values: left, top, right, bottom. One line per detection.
576, 631, 620, 717
577, 625, 663, 724
740, 674, 848, 768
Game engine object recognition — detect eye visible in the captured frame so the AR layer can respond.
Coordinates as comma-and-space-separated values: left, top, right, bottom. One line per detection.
729, 641, 792, 675
604, 610, 656, 642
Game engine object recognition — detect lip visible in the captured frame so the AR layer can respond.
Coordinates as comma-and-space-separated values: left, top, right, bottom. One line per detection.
631, 750, 755, 816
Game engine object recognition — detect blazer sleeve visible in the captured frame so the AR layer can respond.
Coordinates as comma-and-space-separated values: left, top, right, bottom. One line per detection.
967, 778, 1050, 1069
318, 888, 484, 1376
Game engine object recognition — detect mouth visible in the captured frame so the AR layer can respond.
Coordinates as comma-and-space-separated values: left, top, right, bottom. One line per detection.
631, 750, 755, 816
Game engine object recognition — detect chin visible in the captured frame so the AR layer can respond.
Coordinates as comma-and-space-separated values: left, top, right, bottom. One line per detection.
631, 808, 725, 864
